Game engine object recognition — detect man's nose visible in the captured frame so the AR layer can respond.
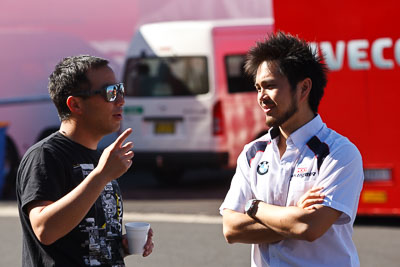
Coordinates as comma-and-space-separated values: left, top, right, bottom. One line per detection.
259, 88, 270, 99
115, 93, 125, 106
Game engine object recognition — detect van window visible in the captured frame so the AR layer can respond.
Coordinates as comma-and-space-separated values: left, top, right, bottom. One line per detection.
124, 57, 209, 97
225, 55, 255, 93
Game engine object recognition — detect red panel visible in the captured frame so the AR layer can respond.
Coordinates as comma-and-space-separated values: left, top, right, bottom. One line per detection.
273, 0, 400, 215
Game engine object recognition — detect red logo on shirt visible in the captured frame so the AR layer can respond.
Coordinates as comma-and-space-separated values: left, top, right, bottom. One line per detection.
295, 167, 308, 174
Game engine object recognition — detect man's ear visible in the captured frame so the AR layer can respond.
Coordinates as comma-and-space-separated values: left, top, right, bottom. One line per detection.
66, 96, 83, 115
298, 78, 312, 103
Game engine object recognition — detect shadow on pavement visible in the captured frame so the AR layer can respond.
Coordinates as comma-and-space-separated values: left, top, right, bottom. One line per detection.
117, 168, 234, 200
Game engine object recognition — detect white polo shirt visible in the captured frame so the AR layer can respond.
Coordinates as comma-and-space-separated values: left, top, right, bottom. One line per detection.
220, 115, 364, 267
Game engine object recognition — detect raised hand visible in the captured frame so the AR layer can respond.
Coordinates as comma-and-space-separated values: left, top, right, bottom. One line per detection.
96, 128, 134, 181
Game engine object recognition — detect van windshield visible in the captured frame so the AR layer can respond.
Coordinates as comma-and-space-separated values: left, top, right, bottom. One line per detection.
124, 57, 209, 97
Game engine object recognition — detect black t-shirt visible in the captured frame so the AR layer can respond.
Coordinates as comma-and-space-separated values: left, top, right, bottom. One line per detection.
16, 132, 125, 267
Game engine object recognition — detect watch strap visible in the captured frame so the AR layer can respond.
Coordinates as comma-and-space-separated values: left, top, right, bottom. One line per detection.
246, 199, 260, 218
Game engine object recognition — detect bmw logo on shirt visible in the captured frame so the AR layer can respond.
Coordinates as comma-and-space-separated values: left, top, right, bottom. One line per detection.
257, 161, 269, 175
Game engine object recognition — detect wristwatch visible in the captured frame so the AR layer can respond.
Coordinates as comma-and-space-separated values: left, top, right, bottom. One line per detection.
245, 199, 261, 218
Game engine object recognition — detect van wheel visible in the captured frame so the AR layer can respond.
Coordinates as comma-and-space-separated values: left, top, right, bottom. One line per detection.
154, 169, 184, 185
2, 136, 20, 199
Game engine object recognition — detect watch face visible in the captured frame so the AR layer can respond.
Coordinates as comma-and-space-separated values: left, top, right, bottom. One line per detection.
245, 199, 254, 212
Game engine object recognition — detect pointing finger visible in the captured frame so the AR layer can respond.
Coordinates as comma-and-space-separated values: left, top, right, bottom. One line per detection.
114, 128, 132, 147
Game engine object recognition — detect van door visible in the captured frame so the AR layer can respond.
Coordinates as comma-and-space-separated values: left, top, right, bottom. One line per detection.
212, 24, 273, 167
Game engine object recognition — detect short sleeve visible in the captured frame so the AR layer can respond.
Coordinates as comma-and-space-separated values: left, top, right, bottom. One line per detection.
219, 149, 253, 215
317, 143, 364, 224
18, 145, 67, 213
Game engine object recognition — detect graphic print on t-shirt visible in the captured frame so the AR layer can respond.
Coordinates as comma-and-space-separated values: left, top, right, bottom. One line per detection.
76, 164, 125, 267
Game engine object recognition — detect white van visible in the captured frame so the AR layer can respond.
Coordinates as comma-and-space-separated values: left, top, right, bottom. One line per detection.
122, 19, 274, 182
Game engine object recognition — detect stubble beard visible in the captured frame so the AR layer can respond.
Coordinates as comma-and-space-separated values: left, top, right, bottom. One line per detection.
265, 96, 298, 129
95, 118, 121, 138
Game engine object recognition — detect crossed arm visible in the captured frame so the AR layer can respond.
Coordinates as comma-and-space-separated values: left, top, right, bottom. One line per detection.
222, 187, 342, 244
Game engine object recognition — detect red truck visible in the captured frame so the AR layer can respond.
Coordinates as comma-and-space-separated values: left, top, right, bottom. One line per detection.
274, 0, 400, 216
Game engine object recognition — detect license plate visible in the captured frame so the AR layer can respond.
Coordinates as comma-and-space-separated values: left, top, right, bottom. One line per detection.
154, 121, 175, 134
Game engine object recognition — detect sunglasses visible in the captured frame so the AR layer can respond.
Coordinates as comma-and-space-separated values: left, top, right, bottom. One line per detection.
71, 83, 125, 102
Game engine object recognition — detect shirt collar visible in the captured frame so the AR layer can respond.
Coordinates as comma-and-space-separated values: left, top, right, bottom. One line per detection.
289, 114, 325, 149
268, 126, 280, 140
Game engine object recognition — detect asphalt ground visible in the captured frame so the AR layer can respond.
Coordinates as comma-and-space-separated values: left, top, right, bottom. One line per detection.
1, 168, 400, 266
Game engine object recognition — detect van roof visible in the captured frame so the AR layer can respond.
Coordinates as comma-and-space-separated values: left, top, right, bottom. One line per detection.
126, 18, 274, 57
139, 18, 274, 29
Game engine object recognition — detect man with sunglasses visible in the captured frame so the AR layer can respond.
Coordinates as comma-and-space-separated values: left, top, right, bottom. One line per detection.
16, 55, 154, 267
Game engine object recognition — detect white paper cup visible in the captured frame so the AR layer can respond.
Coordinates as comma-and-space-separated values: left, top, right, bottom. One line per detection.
125, 222, 150, 255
